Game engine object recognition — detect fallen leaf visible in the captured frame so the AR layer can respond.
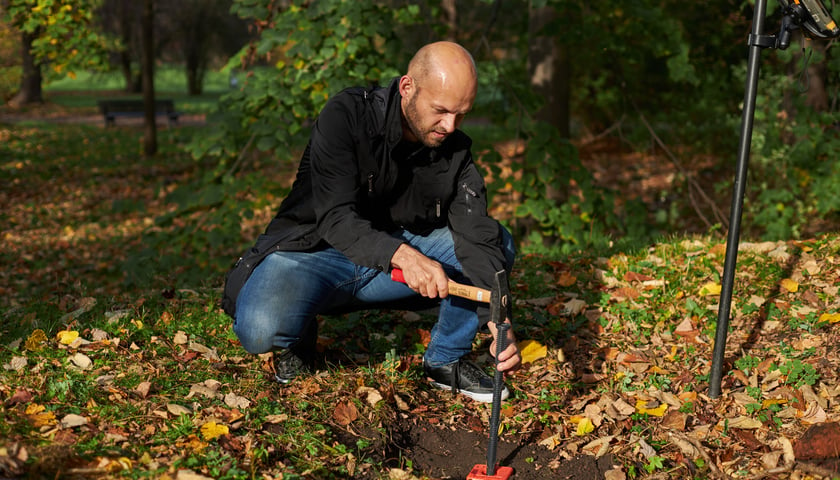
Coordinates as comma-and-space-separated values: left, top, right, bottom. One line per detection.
3, 356, 27, 372
780, 278, 799, 293
167, 403, 192, 416
60, 413, 88, 428
557, 272, 577, 287
6, 388, 33, 405
698, 282, 721, 296
200, 421, 229, 440
25, 404, 56, 427
635, 399, 668, 417
333, 401, 358, 425
518, 339, 547, 364
68, 352, 92, 370
614, 287, 641, 300
173, 331, 189, 345
135, 381, 152, 398
623, 271, 654, 282
56, 330, 79, 345
176, 469, 215, 480
356, 386, 383, 407
725, 416, 763, 429
574, 417, 595, 436
224, 392, 251, 409
564, 298, 587, 316
25, 329, 47, 351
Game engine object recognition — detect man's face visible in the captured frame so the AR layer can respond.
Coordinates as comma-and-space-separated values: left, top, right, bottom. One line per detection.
401, 75, 475, 148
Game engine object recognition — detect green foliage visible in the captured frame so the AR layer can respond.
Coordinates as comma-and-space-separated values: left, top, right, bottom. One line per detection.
3, 0, 115, 79
508, 120, 651, 254
188, 0, 421, 163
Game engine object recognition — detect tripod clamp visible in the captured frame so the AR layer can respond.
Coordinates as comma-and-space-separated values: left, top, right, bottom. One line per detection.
753, 0, 840, 50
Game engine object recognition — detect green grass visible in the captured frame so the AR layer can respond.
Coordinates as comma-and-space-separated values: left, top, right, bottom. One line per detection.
39, 65, 233, 113
3, 121, 840, 479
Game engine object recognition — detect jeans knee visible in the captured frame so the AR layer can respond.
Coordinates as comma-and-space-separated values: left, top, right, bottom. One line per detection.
232, 312, 274, 354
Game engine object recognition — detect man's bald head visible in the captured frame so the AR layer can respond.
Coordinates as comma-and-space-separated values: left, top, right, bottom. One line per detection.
399, 42, 477, 147
406, 41, 477, 94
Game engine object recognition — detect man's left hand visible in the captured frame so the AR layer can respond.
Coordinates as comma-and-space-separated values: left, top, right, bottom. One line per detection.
487, 319, 521, 374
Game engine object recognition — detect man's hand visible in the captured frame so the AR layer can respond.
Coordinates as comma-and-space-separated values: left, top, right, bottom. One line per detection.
487, 319, 521, 374
390, 244, 449, 299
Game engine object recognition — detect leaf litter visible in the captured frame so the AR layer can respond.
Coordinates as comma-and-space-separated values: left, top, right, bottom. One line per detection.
3, 125, 840, 478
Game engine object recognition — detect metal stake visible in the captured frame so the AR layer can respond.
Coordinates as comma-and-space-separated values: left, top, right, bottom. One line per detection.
709, 0, 770, 398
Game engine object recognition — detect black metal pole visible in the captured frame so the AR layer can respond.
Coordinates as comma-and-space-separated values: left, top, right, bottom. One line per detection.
709, 0, 769, 398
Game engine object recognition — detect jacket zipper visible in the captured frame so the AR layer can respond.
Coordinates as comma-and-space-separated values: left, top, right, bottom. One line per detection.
462, 182, 478, 215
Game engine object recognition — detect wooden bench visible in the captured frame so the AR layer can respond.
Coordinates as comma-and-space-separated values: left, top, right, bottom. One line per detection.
97, 99, 180, 127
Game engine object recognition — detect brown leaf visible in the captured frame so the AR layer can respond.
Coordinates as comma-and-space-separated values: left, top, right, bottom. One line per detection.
613, 287, 641, 300
134, 381, 152, 399
557, 272, 577, 287
623, 271, 654, 282
6, 388, 33, 405
333, 401, 358, 426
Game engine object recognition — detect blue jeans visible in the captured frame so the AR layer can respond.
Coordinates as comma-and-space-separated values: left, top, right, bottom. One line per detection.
233, 227, 516, 366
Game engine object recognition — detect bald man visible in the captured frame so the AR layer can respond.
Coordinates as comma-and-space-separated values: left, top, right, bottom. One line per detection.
225, 42, 520, 403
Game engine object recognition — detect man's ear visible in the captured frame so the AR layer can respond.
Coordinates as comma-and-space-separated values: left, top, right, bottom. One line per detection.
398, 75, 413, 98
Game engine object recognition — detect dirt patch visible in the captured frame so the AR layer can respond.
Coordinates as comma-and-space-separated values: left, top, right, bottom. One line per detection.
333, 412, 615, 479
400, 419, 614, 479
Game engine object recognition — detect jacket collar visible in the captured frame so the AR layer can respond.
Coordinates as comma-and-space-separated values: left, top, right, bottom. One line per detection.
383, 77, 405, 148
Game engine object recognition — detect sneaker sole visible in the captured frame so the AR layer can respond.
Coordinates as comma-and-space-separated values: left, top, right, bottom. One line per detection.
429, 381, 510, 403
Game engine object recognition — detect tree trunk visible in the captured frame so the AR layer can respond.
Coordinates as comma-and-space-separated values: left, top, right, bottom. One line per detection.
142, 0, 157, 157
8, 30, 43, 107
528, 4, 570, 138
441, 0, 457, 42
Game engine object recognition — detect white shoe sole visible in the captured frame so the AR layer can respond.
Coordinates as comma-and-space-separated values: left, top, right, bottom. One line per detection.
429, 381, 510, 403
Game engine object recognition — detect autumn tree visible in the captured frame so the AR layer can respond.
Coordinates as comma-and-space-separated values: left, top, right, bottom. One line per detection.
1, 0, 113, 106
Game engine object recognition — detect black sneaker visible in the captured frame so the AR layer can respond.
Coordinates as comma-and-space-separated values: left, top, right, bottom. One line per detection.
423, 358, 510, 403
272, 321, 317, 384
272, 348, 309, 384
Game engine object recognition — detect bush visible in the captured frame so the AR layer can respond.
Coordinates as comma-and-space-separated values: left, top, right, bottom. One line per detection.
0, 66, 21, 102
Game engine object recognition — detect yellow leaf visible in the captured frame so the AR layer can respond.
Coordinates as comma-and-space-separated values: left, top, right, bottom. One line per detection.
57, 330, 79, 345
780, 278, 799, 293
200, 421, 229, 441
575, 417, 595, 436
698, 282, 721, 296
25, 405, 57, 427
518, 340, 548, 364
635, 399, 668, 417
762, 398, 787, 409
25, 404, 45, 415
25, 329, 48, 351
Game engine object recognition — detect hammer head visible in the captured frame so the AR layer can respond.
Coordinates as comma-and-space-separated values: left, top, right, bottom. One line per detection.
490, 270, 511, 325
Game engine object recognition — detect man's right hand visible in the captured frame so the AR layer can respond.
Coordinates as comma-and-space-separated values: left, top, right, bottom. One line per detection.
390, 244, 449, 299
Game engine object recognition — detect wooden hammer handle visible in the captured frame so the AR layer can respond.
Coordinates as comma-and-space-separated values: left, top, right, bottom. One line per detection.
390, 269, 491, 304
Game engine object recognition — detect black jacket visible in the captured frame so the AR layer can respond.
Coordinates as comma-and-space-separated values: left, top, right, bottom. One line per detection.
256, 78, 507, 291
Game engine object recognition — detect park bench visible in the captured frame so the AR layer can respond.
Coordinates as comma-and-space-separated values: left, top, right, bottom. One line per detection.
97, 99, 180, 127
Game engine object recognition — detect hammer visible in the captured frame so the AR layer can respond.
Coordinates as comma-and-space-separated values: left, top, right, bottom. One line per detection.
390, 268, 514, 479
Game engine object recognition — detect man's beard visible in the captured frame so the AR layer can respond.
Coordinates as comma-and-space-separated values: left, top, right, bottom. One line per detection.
404, 93, 444, 148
